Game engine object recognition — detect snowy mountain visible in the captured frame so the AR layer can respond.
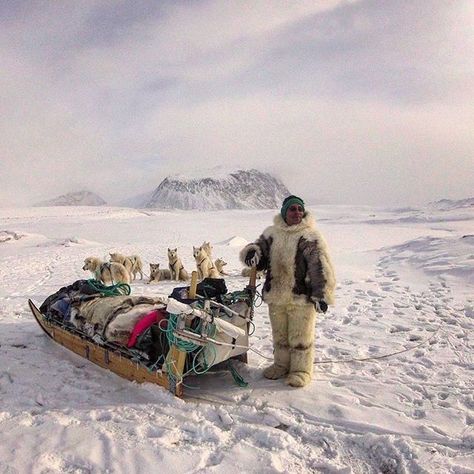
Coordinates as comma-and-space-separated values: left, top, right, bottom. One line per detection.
428, 197, 474, 211
143, 169, 290, 210
34, 190, 107, 207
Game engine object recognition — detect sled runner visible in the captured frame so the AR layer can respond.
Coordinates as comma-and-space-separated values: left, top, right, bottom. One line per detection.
28, 270, 257, 398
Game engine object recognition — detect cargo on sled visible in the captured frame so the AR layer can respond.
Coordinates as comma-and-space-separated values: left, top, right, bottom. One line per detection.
28, 270, 257, 397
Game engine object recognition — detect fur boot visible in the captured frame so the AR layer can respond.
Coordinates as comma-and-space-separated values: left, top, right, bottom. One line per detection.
263, 304, 290, 379
286, 304, 316, 387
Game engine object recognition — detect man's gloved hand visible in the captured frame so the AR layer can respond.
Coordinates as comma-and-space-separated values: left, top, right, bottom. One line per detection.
244, 249, 259, 267
311, 297, 328, 313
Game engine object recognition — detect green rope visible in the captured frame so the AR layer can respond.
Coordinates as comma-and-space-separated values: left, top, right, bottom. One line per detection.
220, 290, 252, 306
190, 344, 217, 375
160, 314, 221, 377
227, 360, 248, 387
164, 314, 201, 352
87, 279, 131, 297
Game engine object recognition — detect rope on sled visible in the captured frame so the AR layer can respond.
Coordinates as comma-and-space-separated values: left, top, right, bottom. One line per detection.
160, 291, 259, 387
87, 279, 131, 297
161, 314, 218, 376
227, 360, 248, 387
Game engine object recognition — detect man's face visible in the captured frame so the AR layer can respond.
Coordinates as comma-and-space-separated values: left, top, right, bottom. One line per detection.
285, 204, 304, 226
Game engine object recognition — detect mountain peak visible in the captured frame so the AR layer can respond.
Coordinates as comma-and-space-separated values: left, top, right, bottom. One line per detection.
144, 168, 290, 210
428, 197, 474, 211
34, 190, 107, 207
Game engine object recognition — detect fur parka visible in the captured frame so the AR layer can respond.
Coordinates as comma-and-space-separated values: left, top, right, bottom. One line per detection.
240, 212, 336, 307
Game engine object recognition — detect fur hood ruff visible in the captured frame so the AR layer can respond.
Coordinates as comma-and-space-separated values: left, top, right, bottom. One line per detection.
266, 212, 318, 237
241, 211, 336, 306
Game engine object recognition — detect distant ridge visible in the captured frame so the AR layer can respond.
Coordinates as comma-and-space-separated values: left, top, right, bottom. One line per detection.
428, 197, 474, 211
34, 190, 107, 207
143, 168, 290, 210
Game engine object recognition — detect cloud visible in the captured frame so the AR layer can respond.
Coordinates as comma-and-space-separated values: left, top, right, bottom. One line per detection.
0, 0, 473, 206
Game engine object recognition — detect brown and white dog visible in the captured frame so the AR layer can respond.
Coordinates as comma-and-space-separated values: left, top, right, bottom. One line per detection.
193, 246, 221, 280
147, 263, 172, 284
83, 257, 130, 285
214, 257, 228, 276
167, 248, 189, 281
201, 241, 213, 258
109, 252, 144, 280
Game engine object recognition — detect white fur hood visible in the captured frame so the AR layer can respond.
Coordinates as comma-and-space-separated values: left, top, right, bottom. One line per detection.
241, 210, 335, 306
262, 211, 321, 242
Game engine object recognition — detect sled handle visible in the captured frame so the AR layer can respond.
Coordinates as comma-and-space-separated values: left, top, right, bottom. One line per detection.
189, 271, 198, 298
249, 266, 257, 288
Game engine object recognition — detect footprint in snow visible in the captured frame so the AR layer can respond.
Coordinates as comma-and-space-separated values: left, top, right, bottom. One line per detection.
412, 408, 426, 419
366, 290, 379, 297
389, 325, 411, 333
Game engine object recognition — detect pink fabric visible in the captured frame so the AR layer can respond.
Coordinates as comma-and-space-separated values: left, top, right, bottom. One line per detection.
127, 309, 167, 348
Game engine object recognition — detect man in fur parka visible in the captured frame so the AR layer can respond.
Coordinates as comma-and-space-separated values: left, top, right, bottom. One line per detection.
240, 195, 336, 387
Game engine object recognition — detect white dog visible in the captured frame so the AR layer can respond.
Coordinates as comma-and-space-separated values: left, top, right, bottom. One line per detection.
214, 258, 228, 276
193, 246, 221, 280
241, 267, 265, 279
167, 248, 189, 281
201, 241, 213, 258
83, 257, 130, 285
109, 252, 144, 280
147, 263, 171, 284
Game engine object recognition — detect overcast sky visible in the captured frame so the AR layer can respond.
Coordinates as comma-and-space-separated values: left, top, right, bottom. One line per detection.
1, 0, 473, 207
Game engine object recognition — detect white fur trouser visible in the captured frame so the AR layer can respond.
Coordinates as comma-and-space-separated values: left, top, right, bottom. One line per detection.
265, 303, 316, 386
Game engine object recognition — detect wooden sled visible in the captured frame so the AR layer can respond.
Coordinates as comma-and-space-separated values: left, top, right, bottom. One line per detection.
28, 298, 182, 396
28, 269, 257, 398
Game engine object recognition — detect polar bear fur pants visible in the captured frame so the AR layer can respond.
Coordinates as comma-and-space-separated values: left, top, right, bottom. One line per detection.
264, 302, 316, 387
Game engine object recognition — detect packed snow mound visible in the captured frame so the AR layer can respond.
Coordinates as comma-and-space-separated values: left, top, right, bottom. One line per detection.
216, 236, 249, 247
37, 236, 102, 247
34, 190, 107, 207
0, 229, 50, 246
428, 197, 474, 211
0, 230, 25, 243
143, 169, 290, 210
0, 229, 99, 248
381, 234, 474, 282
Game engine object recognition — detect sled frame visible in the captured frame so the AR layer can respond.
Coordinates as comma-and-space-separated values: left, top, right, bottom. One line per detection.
28, 299, 183, 397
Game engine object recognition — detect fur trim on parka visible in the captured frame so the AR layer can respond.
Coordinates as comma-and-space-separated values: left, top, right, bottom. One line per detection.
240, 212, 336, 306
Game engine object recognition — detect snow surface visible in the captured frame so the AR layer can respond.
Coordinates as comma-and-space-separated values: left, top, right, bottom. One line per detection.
0, 204, 473, 473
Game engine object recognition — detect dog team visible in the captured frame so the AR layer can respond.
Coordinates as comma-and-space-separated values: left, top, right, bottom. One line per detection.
82, 241, 257, 286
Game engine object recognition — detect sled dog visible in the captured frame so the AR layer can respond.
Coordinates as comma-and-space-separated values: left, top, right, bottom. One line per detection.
147, 263, 171, 283
167, 248, 189, 281
201, 241, 213, 258
214, 258, 228, 275
193, 246, 221, 280
83, 257, 130, 285
241, 267, 265, 279
109, 252, 144, 280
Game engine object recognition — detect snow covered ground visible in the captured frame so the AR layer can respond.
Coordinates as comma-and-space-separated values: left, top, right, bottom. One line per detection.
0, 204, 473, 473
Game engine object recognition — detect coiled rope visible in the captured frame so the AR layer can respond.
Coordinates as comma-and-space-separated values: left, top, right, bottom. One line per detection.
87, 279, 131, 297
